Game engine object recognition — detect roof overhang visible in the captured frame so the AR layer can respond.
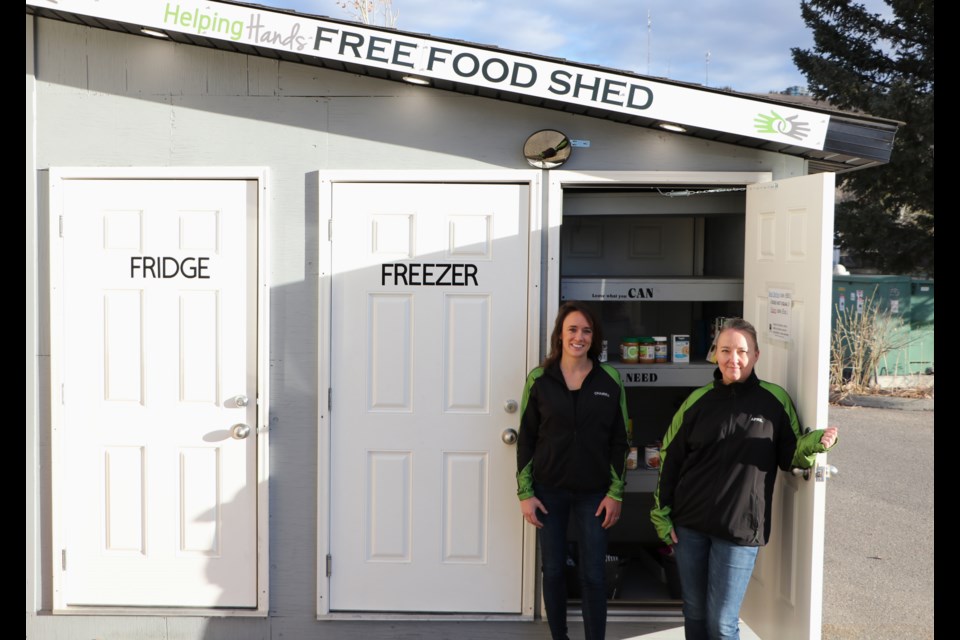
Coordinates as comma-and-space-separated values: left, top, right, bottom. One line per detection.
26, 0, 900, 173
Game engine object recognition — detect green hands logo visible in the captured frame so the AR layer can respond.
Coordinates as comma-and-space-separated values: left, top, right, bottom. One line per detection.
754, 110, 810, 141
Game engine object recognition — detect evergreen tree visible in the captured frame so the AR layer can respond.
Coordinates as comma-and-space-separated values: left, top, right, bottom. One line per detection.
792, 0, 933, 275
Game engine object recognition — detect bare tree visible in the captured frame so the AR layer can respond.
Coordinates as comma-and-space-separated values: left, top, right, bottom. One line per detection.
337, 1, 399, 27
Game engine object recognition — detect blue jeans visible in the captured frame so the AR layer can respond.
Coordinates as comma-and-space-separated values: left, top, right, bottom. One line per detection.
673, 526, 759, 640
536, 485, 609, 640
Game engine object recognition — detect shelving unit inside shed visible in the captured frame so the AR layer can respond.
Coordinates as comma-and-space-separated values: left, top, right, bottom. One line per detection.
558, 186, 747, 610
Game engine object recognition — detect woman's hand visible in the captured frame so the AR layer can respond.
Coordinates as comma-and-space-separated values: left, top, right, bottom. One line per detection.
520, 497, 548, 528
821, 426, 838, 448
596, 496, 622, 529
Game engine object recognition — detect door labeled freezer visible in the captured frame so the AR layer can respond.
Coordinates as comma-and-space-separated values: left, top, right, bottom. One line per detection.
328, 183, 529, 613
740, 173, 836, 639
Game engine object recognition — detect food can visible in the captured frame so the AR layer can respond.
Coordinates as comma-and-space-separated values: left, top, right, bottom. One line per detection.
644, 445, 661, 469
626, 447, 639, 470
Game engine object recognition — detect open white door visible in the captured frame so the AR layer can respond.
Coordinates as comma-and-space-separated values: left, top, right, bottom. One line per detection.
54, 179, 259, 608
328, 182, 529, 613
740, 173, 836, 639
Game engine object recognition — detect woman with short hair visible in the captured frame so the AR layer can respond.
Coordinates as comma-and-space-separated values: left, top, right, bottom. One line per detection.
651, 317, 838, 640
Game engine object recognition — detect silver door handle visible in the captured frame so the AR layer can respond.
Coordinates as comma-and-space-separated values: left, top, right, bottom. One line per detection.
816, 464, 839, 482
501, 428, 518, 445
232, 395, 249, 407
791, 465, 839, 482
231, 424, 252, 440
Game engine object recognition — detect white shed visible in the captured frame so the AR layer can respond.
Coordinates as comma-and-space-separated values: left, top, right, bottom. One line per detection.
25, 1, 897, 638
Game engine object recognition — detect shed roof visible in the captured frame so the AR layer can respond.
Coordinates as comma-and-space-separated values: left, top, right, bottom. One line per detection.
26, 0, 900, 173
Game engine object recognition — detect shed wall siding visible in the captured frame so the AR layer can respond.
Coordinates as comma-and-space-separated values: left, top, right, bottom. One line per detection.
26, 16, 805, 639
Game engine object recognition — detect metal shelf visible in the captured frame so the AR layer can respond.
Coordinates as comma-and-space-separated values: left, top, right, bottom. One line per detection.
625, 468, 659, 493
606, 361, 716, 387
561, 277, 742, 302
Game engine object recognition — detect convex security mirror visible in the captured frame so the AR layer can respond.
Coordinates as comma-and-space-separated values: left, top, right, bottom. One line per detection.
523, 129, 572, 168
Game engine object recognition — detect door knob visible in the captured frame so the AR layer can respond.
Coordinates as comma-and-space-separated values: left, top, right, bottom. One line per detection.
791, 464, 839, 482
501, 428, 518, 445
816, 464, 839, 482
232, 395, 249, 407
504, 400, 519, 414
231, 424, 252, 440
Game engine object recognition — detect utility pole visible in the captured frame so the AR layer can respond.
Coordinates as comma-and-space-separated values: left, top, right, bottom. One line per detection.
705, 50, 711, 86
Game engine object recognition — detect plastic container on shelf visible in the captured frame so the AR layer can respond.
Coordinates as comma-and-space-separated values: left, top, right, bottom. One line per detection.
637, 337, 656, 364
652, 336, 668, 363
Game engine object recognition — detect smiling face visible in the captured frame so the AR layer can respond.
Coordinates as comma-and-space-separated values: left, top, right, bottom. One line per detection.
716, 328, 759, 385
561, 310, 593, 362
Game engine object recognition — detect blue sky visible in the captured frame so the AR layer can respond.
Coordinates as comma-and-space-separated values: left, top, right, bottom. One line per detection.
255, 0, 891, 94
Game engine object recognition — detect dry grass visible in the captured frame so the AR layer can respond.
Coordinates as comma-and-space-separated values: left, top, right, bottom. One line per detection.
831, 384, 934, 403
829, 292, 918, 396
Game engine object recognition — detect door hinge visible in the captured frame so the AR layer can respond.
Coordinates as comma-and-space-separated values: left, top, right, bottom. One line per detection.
326, 554, 332, 577
59, 215, 64, 238
61, 549, 67, 571
328, 387, 332, 412
328, 219, 333, 241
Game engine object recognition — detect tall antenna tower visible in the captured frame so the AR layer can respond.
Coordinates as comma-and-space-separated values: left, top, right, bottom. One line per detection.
646, 10, 651, 75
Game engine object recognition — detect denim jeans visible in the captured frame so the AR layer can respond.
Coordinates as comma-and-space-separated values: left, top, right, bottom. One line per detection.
536, 485, 609, 640
673, 526, 760, 640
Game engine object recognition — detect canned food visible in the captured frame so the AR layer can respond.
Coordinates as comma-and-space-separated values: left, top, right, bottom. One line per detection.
644, 445, 661, 469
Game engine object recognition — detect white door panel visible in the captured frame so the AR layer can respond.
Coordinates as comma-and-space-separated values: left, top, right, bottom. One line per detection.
330, 183, 528, 613
58, 180, 258, 608
740, 174, 835, 639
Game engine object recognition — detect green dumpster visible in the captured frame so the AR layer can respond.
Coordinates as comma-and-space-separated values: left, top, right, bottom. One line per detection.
832, 275, 916, 376
909, 279, 934, 374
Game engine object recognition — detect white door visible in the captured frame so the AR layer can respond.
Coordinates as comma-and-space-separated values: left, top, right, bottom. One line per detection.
56, 179, 258, 607
329, 183, 529, 613
740, 173, 836, 639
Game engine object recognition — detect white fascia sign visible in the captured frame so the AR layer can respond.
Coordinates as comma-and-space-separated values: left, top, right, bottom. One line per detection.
28, 0, 831, 150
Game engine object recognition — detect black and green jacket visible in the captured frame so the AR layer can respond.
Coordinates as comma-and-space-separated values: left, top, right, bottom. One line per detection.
650, 369, 833, 546
516, 360, 629, 501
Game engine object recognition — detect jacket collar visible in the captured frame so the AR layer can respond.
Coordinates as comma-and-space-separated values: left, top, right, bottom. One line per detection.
712, 368, 761, 396
544, 357, 600, 384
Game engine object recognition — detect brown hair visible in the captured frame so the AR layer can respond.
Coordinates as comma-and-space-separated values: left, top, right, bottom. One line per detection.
719, 317, 759, 351
542, 301, 603, 369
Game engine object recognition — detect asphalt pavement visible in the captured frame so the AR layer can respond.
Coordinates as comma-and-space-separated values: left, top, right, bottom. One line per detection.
821, 400, 934, 639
